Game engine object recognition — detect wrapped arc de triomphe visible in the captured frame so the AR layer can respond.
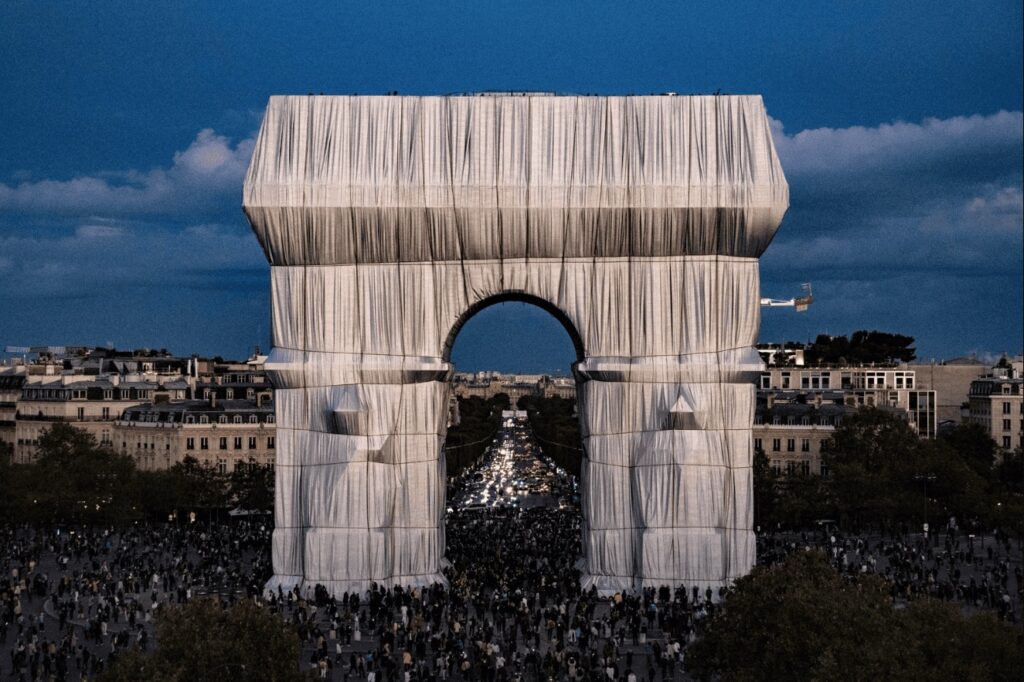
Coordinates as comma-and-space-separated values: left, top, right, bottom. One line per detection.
243, 94, 789, 596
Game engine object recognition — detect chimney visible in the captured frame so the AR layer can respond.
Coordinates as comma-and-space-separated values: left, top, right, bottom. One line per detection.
209, 391, 217, 408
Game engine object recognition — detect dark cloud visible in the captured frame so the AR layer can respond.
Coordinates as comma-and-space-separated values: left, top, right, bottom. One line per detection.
762, 111, 1022, 358
0, 111, 1020, 361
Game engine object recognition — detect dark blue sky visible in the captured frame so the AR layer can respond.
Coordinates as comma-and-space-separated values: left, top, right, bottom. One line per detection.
1, 1, 1021, 372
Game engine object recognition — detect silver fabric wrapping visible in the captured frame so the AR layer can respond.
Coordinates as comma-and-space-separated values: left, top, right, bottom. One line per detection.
244, 94, 788, 595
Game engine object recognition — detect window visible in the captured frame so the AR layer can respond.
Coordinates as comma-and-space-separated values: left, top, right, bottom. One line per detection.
267, 436, 275, 449
786, 439, 795, 452
1003, 436, 1011, 448
200, 437, 209, 450
233, 415, 242, 424
772, 438, 781, 452
248, 436, 257, 450
217, 460, 226, 474
186, 415, 195, 424
799, 462, 810, 475
219, 437, 227, 450
102, 407, 110, 420
226, 389, 235, 399
200, 415, 209, 424
1003, 402, 1012, 415
781, 372, 791, 389
77, 407, 85, 420
267, 415, 275, 424
1004, 419, 1012, 432
801, 439, 810, 452
760, 375, 770, 389
249, 415, 258, 424
219, 415, 228, 424
753, 438, 763, 452
186, 438, 195, 450
234, 437, 242, 450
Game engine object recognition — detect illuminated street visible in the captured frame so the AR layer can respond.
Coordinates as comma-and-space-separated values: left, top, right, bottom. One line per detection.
448, 413, 576, 511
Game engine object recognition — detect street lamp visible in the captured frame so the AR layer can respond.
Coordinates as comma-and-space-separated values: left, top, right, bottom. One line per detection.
913, 473, 936, 538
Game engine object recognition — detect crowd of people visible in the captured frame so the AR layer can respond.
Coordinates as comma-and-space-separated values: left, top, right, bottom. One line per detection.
271, 507, 707, 680
2, 493, 1020, 680
1, 521, 272, 680
757, 525, 1021, 622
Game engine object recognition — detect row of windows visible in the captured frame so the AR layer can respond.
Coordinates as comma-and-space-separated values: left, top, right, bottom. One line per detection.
770, 460, 813, 475
1001, 419, 1024, 432
24, 388, 154, 401
131, 412, 275, 424
75, 407, 112, 420
186, 436, 276, 450
184, 413, 274, 425
755, 414, 841, 426
755, 437, 816, 453
764, 371, 916, 391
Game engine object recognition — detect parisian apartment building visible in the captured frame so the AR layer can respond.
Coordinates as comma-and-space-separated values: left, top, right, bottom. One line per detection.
1, 346, 275, 472
965, 360, 1024, 451
3, 346, 1019, 474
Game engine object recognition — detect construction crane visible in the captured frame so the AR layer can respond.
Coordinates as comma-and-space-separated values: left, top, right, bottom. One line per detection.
760, 283, 813, 312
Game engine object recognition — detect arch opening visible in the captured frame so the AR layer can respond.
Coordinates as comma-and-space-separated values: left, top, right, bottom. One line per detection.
442, 292, 586, 366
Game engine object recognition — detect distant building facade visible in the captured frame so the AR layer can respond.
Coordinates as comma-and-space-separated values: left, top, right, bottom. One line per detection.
2, 346, 275, 469
452, 372, 576, 402
757, 366, 937, 438
904, 357, 989, 425
115, 396, 276, 471
0, 373, 26, 451
966, 359, 1023, 451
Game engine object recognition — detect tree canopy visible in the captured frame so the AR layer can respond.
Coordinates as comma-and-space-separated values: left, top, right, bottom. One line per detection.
803, 330, 917, 365
518, 394, 581, 477
687, 551, 1022, 681
100, 599, 305, 682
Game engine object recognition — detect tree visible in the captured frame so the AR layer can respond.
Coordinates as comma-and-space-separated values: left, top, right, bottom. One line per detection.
687, 551, 1023, 681
101, 598, 306, 682
518, 395, 582, 477
822, 409, 991, 531
30, 423, 139, 523
751, 446, 778, 528
805, 330, 916, 365
229, 461, 275, 511
445, 395, 504, 476
940, 423, 998, 481
687, 551, 898, 681
821, 408, 920, 528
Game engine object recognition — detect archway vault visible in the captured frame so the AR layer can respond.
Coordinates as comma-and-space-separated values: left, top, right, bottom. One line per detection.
244, 94, 789, 596
442, 292, 585, 365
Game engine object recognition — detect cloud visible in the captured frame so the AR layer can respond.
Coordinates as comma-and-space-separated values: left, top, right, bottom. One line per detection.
770, 110, 1023, 235
0, 112, 1019, 360
75, 224, 127, 238
0, 129, 254, 218
762, 110, 1023, 357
